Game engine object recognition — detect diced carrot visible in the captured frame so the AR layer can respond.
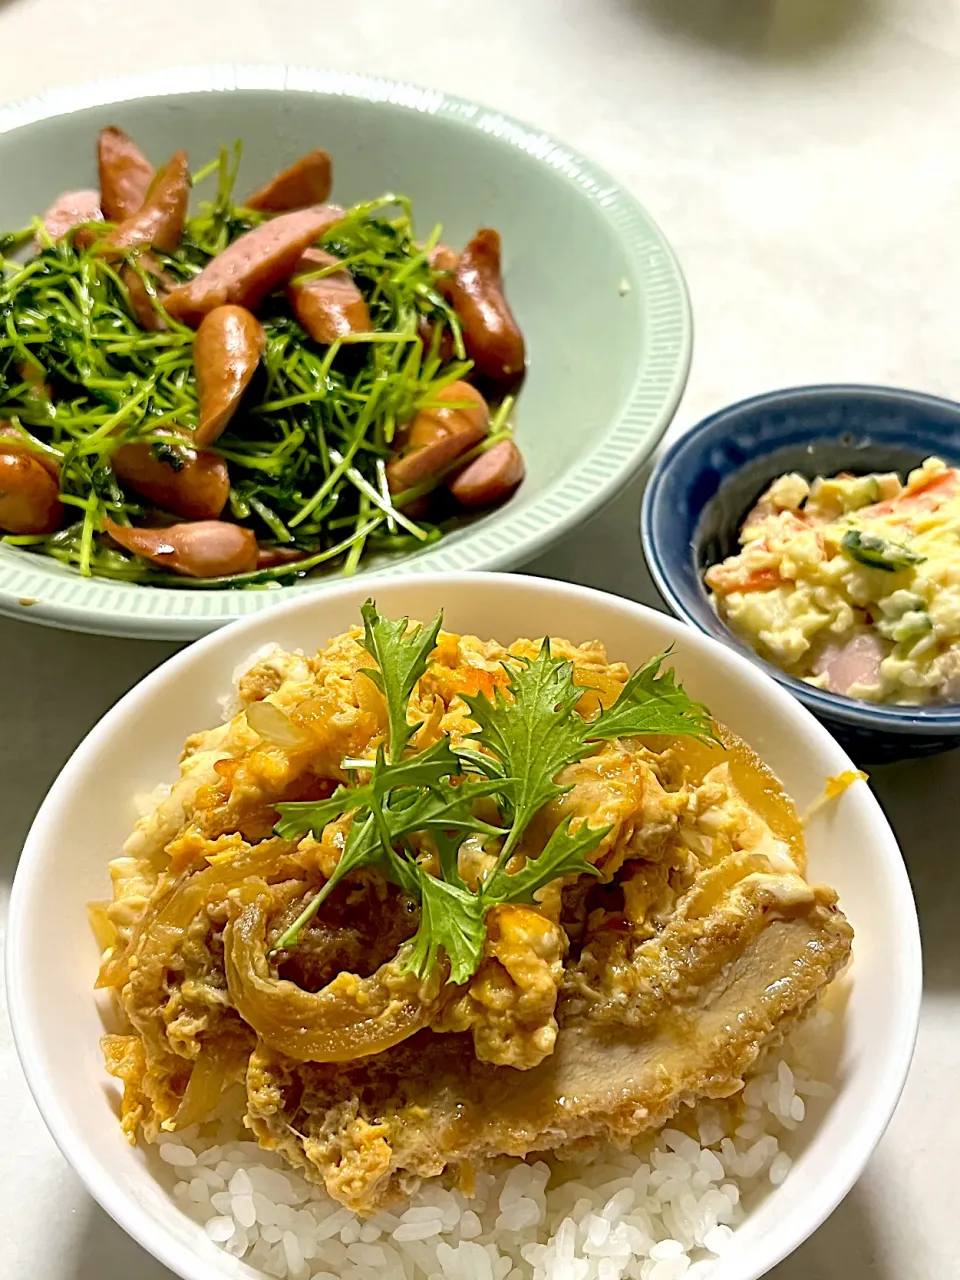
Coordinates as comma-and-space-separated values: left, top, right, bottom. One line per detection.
862, 468, 959, 519
456, 667, 503, 698
780, 513, 811, 535
706, 564, 784, 594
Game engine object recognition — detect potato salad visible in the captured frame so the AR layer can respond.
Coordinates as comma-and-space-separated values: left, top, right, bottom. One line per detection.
705, 457, 960, 704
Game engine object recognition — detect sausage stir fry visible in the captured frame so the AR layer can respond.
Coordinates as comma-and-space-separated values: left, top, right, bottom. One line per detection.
0, 131, 526, 585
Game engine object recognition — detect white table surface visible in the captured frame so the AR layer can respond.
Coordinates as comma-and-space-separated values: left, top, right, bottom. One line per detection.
1, 1, 958, 1275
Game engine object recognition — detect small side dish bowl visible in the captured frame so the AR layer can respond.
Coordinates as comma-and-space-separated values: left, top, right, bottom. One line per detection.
8, 572, 920, 1280
642, 384, 960, 762
0, 66, 691, 640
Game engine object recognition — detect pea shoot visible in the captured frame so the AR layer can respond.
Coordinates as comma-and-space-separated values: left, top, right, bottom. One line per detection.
0, 147, 511, 586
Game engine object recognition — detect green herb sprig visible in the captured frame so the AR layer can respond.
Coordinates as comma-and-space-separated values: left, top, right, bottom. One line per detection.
269, 603, 717, 984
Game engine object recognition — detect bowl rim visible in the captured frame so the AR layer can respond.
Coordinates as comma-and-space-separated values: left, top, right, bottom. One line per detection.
641, 381, 960, 732
6, 570, 922, 1280
0, 63, 692, 641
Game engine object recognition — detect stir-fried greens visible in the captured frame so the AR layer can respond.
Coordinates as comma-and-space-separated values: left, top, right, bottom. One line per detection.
0, 133, 525, 586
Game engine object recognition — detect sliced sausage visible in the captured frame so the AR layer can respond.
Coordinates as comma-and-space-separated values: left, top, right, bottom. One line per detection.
0, 450, 63, 534
0, 424, 60, 477
37, 189, 103, 248
417, 315, 454, 365
448, 438, 525, 508
429, 243, 459, 281
256, 545, 309, 570
110, 432, 229, 520
286, 247, 370, 344
386, 381, 489, 493
163, 204, 346, 328
15, 365, 55, 401
98, 126, 155, 221
448, 229, 525, 383
100, 151, 190, 257
103, 518, 258, 578
245, 149, 333, 213
406, 381, 488, 448
193, 305, 266, 446
122, 252, 176, 332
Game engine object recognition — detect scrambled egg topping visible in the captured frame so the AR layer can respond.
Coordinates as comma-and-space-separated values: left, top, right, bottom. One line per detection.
91, 624, 854, 1214
706, 457, 960, 704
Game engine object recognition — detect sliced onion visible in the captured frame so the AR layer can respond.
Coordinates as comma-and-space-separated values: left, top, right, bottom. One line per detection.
97, 843, 285, 989
246, 700, 309, 749
225, 889, 428, 1062
86, 900, 118, 953
173, 1040, 245, 1129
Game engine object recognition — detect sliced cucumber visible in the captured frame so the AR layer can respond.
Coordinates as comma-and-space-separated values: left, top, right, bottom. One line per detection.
891, 611, 933, 645
840, 528, 925, 572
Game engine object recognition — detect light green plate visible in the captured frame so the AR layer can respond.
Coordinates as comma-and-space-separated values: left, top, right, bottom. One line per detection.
0, 66, 691, 639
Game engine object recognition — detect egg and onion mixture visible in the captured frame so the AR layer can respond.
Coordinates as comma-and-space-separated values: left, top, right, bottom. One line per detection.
705, 457, 960, 705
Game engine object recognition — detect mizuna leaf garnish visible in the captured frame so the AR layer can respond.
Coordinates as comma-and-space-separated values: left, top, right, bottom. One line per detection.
358, 601, 443, 760
461, 641, 718, 878
587, 649, 718, 744
272, 601, 718, 978
461, 641, 584, 864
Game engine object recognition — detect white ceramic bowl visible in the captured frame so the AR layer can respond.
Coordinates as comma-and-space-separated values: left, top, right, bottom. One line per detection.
7, 573, 921, 1280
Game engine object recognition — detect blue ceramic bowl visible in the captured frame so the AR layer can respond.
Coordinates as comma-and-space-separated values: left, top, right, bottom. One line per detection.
641, 385, 960, 763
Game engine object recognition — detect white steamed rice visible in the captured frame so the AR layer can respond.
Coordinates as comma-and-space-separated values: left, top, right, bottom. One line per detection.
150, 1013, 835, 1280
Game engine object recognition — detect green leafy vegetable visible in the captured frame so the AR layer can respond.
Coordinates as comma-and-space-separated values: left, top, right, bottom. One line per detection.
0, 150, 513, 586
406, 872, 486, 985
273, 784, 357, 843
359, 602, 443, 759
403, 818, 605, 984
272, 601, 717, 980
588, 650, 718, 743
385, 777, 505, 840
481, 817, 605, 906
462, 642, 584, 860
462, 640, 718, 872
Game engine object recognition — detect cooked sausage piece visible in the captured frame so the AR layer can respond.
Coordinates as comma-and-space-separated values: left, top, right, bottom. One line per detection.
386, 381, 489, 493
417, 317, 452, 363
429, 243, 459, 281
38, 189, 103, 247
122, 252, 176, 332
122, 266, 161, 331
110, 432, 229, 520
256, 545, 309, 570
15, 364, 54, 401
193, 305, 266, 446
98, 126, 155, 221
0, 424, 60, 478
0, 430, 63, 534
103, 518, 258, 578
163, 204, 345, 328
449, 438, 525, 508
286, 247, 370, 344
448, 229, 525, 383
101, 151, 190, 257
245, 149, 333, 213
